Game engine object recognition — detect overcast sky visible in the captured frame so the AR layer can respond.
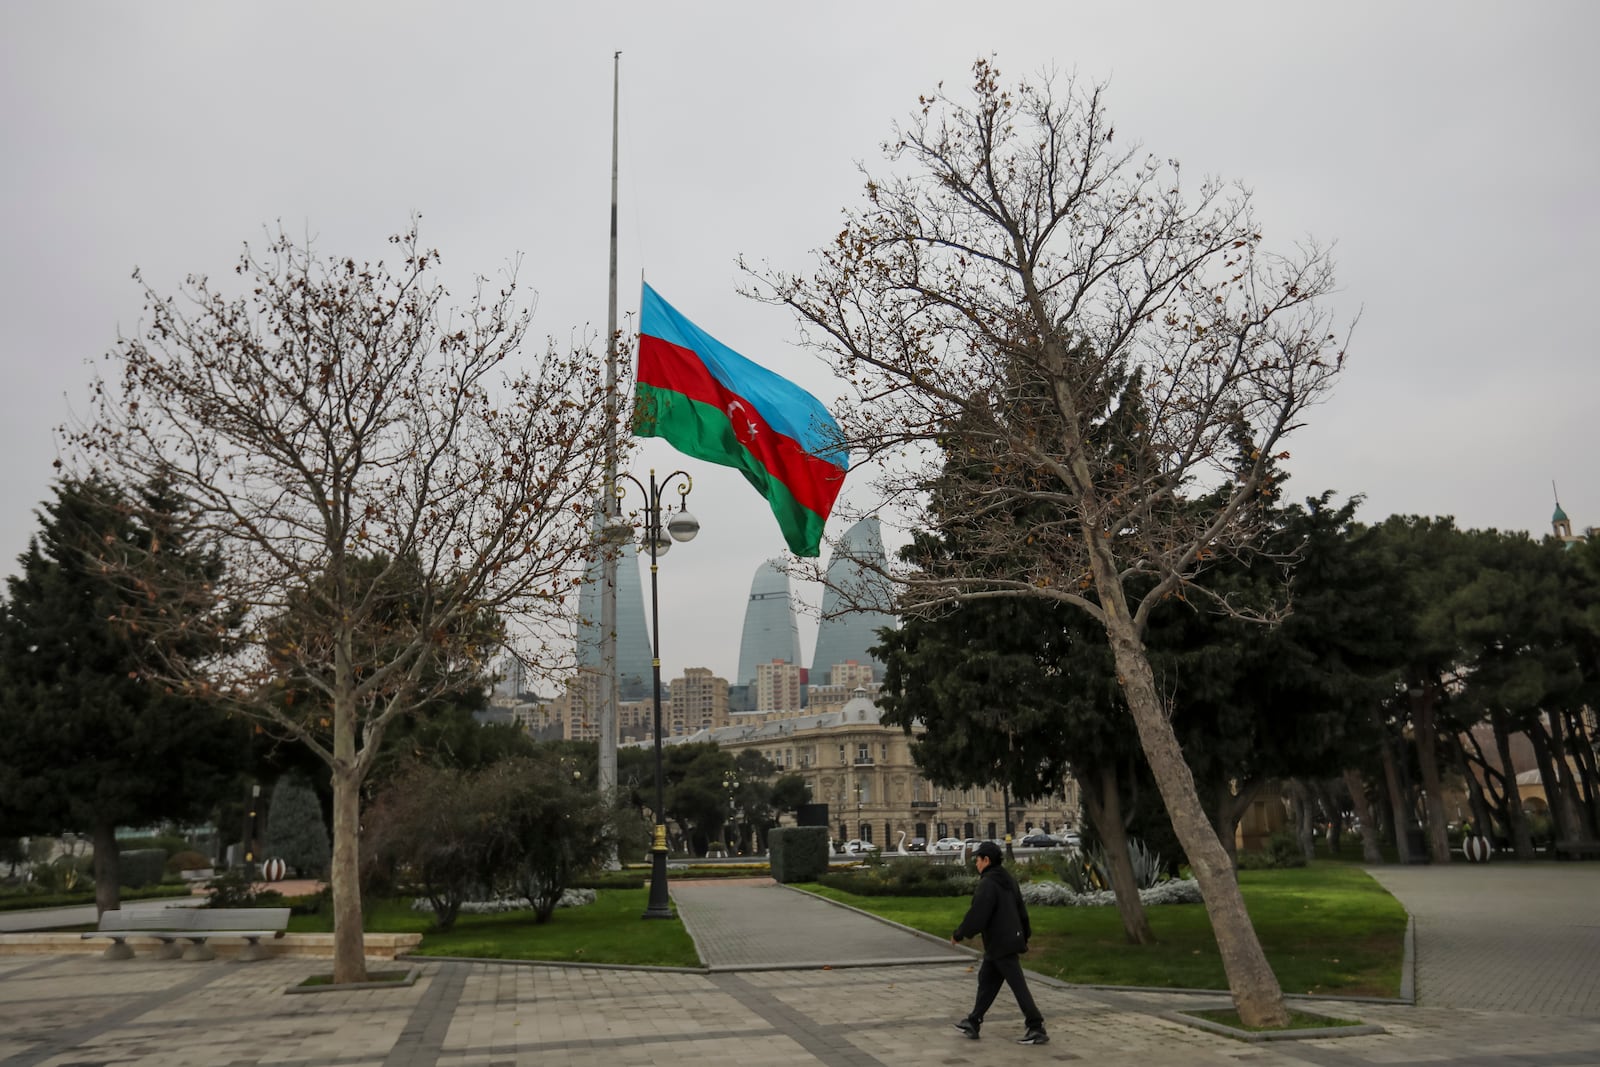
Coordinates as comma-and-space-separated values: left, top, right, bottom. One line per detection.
3, 2, 1595, 685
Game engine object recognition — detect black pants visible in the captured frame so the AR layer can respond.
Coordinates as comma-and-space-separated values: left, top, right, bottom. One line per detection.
968, 953, 1043, 1030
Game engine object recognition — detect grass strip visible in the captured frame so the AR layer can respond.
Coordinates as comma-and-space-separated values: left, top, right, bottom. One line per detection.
802, 863, 1405, 997
288, 888, 701, 968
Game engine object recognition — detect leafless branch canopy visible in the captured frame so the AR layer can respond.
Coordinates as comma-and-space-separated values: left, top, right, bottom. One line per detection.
64, 223, 612, 771
746, 61, 1347, 632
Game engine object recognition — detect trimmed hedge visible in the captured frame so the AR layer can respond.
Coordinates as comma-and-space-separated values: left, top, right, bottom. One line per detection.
769, 826, 828, 883
819, 858, 977, 897
0, 882, 193, 911
120, 849, 167, 889
571, 872, 648, 890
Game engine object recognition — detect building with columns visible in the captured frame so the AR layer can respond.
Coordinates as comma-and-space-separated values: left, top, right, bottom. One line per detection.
661, 688, 1079, 847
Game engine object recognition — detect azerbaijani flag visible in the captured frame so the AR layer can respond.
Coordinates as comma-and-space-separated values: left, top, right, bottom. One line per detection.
633, 283, 847, 557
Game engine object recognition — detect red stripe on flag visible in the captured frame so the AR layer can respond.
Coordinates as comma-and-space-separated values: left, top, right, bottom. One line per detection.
638, 334, 845, 517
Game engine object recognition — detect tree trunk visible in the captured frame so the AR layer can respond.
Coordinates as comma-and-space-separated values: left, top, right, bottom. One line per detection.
1451, 734, 1495, 845
1375, 714, 1413, 864
1566, 710, 1600, 833
1211, 778, 1261, 868
1527, 718, 1580, 846
1316, 780, 1342, 856
1409, 688, 1452, 863
1080, 763, 1155, 945
91, 820, 121, 918
329, 762, 369, 984
1492, 710, 1535, 860
1102, 616, 1288, 1027
1547, 712, 1596, 843
1286, 780, 1315, 861
1342, 769, 1383, 863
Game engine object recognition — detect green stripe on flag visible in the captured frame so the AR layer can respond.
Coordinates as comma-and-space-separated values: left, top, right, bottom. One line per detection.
634, 385, 826, 556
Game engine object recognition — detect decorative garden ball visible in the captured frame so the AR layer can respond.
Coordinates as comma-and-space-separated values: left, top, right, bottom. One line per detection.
262, 857, 287, 881
1462, 836, 1492, 862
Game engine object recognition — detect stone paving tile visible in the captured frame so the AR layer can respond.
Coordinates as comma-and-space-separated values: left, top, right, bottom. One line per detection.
6, 866, 1600, 1066
1366, 864, 1600, 1016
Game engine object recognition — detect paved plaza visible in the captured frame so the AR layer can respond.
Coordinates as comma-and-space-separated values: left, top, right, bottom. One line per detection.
1, 865, 1598, 1066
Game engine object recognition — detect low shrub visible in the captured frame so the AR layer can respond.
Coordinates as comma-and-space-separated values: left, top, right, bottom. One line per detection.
1047, 849, 1107, 893
118, 834, 191, 858
1021, 877, 1203, 907
819, 861, 976, 897
30, 855, 92, 894
280, 888, 330, 916
204, 869, 285, 908
409, 887, 596, 917
570, 871, 647, 891
0, 882, 191, 911
119, 849, 167, 889
166, 850, 212, 874
1238, 831, 1308, 870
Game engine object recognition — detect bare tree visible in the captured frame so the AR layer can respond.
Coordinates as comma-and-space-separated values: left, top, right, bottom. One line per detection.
748, 62, 1348, 1026
65, 223, 610, 983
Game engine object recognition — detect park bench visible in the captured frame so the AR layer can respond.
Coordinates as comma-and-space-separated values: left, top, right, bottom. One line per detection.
1554, 840, 1600, 861
83, 907, 291, 962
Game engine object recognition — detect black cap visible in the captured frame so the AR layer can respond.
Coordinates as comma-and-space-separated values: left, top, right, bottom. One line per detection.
973, 840, 1003, 863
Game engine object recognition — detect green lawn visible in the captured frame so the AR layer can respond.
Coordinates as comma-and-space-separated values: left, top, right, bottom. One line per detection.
289, 889, 702, 968
802, 864, 1406, 997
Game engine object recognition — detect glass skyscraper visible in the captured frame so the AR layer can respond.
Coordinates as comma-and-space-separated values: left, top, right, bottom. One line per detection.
574, 512, 653, 701
810, 516, 896, 682
735, 558, 802, 687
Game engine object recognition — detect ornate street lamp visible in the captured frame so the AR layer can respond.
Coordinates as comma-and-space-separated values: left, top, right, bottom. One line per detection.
608, 469, 698, 920
722, 770, 740, 855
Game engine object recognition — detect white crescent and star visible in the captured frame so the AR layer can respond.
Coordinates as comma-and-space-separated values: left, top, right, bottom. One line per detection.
727, 400, 759, 445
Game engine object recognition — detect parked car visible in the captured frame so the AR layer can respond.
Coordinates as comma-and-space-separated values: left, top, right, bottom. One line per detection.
1058, 830, 1082, 848
931, 837, 964, 853
1019, 832, 1057, 849
842, 839, 879, 854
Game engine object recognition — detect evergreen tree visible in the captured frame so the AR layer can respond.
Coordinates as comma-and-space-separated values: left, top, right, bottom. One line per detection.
263, 774, 330, 878
0, 477, 245, 914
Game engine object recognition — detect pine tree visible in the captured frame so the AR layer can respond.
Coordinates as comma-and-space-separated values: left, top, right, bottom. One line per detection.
263, 775, 330, 878
0, 477, 245, 915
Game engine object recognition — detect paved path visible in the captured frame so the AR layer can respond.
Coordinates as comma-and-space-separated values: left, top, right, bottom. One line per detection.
1366, 863, 1600, 1015
671, 878, 968, 969
2, 867, 1599, 1065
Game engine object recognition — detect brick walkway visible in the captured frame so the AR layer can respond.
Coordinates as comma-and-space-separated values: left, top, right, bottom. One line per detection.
2, 866, 1598, 1065
1365, 864, 1600, 1016
671, 879, 967, 970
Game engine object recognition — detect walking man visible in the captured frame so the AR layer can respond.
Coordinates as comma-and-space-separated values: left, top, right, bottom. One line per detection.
950, 840, 1048, 1044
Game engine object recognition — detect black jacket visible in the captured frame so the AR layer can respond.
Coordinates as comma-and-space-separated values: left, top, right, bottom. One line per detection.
952, 863, 1031, 958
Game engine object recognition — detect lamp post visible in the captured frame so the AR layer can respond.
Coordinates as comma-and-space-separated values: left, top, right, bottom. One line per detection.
722, 770, 740, 855
607, 469, 698, 920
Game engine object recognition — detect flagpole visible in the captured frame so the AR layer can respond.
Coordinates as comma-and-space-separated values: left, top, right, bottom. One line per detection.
598, 50, 621, 843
